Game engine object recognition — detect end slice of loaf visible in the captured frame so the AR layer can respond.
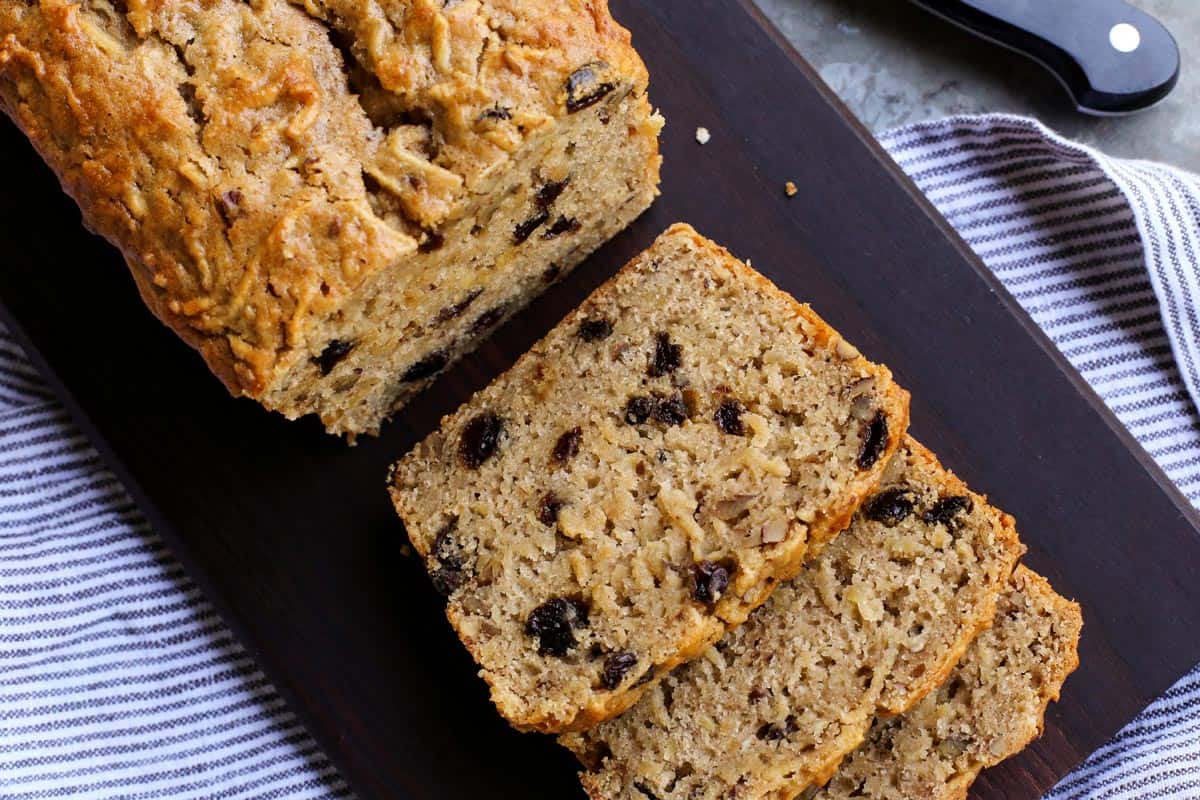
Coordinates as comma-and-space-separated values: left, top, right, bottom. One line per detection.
813, 565, 1082, 800
0, 0, 661, 436
389, 224, 910, 732
560, 436, 1024, 799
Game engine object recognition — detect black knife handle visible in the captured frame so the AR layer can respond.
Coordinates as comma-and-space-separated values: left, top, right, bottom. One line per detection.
910, 0, 1180, 115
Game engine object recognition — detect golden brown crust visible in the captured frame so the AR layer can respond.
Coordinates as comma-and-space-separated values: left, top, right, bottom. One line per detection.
0, 0, 650, 399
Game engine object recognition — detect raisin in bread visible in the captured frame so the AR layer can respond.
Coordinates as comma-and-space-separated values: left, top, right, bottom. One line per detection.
560, 436, 1024, 799
814, 566, 1082, 800
0, 0, 662, 436
389, 224, 911, 732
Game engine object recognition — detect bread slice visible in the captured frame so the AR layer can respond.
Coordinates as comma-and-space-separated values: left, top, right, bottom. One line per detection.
813, 566, 1082, 800
560, 436, 1024, 798
0, 0, 661, 436
389, 224, 910, 732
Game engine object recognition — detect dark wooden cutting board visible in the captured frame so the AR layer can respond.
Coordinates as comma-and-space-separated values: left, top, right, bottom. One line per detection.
2, 1, 1199, 797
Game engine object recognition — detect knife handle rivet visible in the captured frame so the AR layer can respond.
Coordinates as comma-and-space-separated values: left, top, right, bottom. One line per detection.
1109, 22, 1140, 53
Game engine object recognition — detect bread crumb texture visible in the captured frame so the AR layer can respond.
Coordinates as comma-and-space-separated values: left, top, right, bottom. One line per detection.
814, 566, 1081, 800
0, 0, 662, 434
560, 436, 1026, 800
390, 224, 910, 732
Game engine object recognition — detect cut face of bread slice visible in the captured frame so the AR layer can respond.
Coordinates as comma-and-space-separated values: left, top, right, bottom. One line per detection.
389, 224, 910, 732
560, 436, 1024, 799
812, 566, 1082, 800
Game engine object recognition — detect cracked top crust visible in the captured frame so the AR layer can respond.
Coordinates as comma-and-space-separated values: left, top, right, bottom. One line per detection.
0, 0, 648, 393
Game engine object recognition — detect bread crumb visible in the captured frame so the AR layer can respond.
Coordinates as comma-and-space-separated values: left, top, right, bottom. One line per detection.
785, 181, 798, 197
695, 127, 711, 145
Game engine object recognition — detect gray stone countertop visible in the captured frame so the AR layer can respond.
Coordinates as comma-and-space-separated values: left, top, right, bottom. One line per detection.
754, 0, 1198, 174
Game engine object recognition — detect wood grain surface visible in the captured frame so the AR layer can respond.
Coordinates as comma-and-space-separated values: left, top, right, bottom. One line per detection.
1, 1, 1198, 798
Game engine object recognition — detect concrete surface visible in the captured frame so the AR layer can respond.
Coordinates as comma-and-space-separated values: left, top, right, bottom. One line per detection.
754, 0, 1199, 174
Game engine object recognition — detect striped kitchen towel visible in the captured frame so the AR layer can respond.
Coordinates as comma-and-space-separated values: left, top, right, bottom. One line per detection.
1, 113, 1199, 798
880, 116, 1200, 800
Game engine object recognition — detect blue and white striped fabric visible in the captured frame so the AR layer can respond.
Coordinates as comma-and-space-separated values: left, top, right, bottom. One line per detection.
880, 115, 1200, 799
1, 113, 1199, 798
0, 374, 350, 793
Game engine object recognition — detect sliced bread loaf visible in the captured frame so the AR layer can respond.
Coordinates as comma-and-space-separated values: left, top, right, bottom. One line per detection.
813, 566, 1082, 800
560, 437, 1024, 799
389, 224, 910, 732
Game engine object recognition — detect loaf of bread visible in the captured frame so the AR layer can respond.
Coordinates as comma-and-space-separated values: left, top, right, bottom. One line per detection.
0, 0, 662, 435
560, 437, 1024, 800
389, 224, 910, 732
813, 566, 1082, 800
